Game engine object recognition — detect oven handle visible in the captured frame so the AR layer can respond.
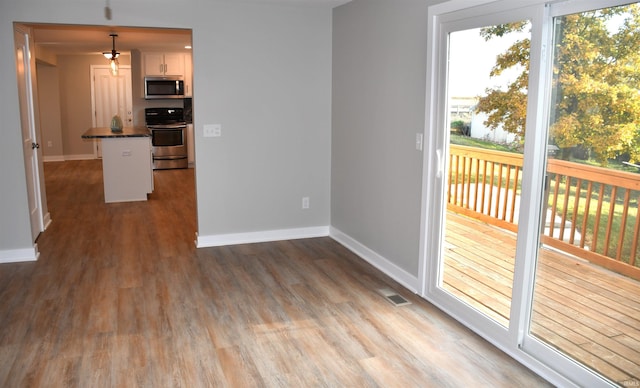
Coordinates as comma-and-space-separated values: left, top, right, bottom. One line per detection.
153, 155, 188, 161
148, 125, 187, 130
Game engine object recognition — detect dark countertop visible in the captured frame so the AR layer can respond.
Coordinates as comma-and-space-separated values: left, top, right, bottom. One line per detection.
82, 126, 150, 139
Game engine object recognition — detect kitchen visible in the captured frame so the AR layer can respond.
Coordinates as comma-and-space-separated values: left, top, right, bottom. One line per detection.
32, 24, 195, 203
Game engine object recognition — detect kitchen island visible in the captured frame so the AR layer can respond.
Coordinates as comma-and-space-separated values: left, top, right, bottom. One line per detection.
82, 126, 153, 203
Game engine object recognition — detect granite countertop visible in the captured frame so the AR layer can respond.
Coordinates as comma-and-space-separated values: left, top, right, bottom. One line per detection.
82, 126, 150, 139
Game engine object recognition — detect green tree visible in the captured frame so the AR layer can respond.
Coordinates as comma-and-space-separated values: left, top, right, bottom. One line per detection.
476, 5, 640, 164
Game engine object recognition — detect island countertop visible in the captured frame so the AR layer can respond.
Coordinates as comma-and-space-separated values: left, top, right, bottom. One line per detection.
82, 126, 150, 139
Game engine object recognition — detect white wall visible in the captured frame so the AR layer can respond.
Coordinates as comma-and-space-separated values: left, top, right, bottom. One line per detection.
0, 0, 332, 256
471, 111, 519, 145
331, 0, 438, 283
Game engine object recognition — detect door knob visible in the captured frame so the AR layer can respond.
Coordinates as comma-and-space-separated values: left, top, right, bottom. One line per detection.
31, 142, 39, 149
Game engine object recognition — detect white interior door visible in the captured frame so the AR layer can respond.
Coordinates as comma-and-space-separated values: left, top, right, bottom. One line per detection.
15, 25, 44, 242
91, 66, 133, 157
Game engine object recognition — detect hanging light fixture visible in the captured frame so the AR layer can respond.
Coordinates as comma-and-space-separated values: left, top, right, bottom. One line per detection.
103, 33, 120, 76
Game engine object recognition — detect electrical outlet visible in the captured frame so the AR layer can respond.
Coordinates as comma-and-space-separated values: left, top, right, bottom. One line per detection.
204, 124, 222, 138
47, 141, 53, 147
302, 197, 310, 209
416, 133, 423, 151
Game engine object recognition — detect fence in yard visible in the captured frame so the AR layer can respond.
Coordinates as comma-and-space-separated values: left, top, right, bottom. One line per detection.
448, 144, 640, 281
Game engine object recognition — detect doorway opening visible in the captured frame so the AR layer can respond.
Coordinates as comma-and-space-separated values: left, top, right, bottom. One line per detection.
16, 23, 196, 254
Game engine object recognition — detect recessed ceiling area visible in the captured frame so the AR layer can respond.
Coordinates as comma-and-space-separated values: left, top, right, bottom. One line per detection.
26, 24, 192, 56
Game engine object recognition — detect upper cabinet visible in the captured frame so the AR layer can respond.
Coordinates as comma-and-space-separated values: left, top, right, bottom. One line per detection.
183, 52, 192, 97
143, 52, 185, 77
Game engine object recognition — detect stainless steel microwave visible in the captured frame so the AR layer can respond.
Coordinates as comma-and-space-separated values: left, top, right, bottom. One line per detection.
144, 76, 184, 99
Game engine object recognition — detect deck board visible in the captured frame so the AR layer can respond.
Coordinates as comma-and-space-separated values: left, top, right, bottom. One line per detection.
444, 212, 640, 385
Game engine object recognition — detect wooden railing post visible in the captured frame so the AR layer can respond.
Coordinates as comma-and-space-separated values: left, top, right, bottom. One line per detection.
540, 173, 550, 247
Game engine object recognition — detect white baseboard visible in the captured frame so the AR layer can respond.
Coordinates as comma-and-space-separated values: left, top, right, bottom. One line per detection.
329, 226, 419, 293
0, 244, 39, 263
43, 155, 66, 162
63, 154, 96, 161
196, 226, 330, 248
43, 212, 52, 230
196, 225, 419, 294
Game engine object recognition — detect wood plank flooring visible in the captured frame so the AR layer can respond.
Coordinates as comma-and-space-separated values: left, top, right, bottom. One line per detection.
0, 160, 550, 387
445, 212, 640, 386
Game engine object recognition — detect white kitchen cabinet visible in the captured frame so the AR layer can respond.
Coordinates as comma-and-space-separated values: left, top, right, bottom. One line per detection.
101, 136, 153, 203
143, 52, 185, 76
187, 123, 195, 166
183, 52, 193, 97
82, 127, 154, 203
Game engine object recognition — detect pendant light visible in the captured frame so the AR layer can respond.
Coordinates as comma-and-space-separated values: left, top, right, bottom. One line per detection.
103, 33, 120, 76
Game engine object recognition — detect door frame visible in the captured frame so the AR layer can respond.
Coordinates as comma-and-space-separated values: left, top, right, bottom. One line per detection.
418, 0, 630, 386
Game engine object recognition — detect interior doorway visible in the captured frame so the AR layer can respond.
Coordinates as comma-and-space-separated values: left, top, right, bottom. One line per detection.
15, 22, 195, 257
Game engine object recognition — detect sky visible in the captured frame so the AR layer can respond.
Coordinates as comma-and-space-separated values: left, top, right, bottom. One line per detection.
447, 27, 529, 98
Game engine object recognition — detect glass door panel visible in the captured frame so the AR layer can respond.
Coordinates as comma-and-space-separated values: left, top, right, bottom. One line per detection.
530, 3, 640, 385
443, 22, 531, 328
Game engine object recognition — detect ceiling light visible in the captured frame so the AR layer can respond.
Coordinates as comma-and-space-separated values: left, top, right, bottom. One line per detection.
103, 33, 120, 76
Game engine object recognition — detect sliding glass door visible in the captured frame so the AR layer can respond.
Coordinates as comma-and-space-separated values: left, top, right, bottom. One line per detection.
423, 0, 640, 386
441, 20, 531, 329
528, 2, 640, 386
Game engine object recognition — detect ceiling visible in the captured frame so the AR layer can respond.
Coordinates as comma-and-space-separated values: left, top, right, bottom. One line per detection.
29, 24, 192, 56
26, 0, 351, 57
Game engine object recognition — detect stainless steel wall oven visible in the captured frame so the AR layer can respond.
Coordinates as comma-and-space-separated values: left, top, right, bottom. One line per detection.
145, 108, 188, 170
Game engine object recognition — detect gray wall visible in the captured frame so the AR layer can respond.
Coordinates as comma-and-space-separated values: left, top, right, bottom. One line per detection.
37, 54, 132, 160
0, 1, 331, 253
36, 62, 64, 159
193, 2, 332, 236
2, 0, 434, 270
331, 0, 434, 276
58, 54, 132, 157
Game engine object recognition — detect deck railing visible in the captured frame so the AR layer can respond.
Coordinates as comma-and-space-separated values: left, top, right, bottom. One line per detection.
448, 144, 640, 281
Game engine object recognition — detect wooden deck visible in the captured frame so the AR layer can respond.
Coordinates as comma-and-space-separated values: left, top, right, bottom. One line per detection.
444, 212, 640, 385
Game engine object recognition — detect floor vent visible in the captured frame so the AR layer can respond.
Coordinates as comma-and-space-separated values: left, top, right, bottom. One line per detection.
378, 287, 411, 307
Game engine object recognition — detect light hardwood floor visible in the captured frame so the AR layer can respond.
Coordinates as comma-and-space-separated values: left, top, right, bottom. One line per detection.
0, 160, 551, 387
